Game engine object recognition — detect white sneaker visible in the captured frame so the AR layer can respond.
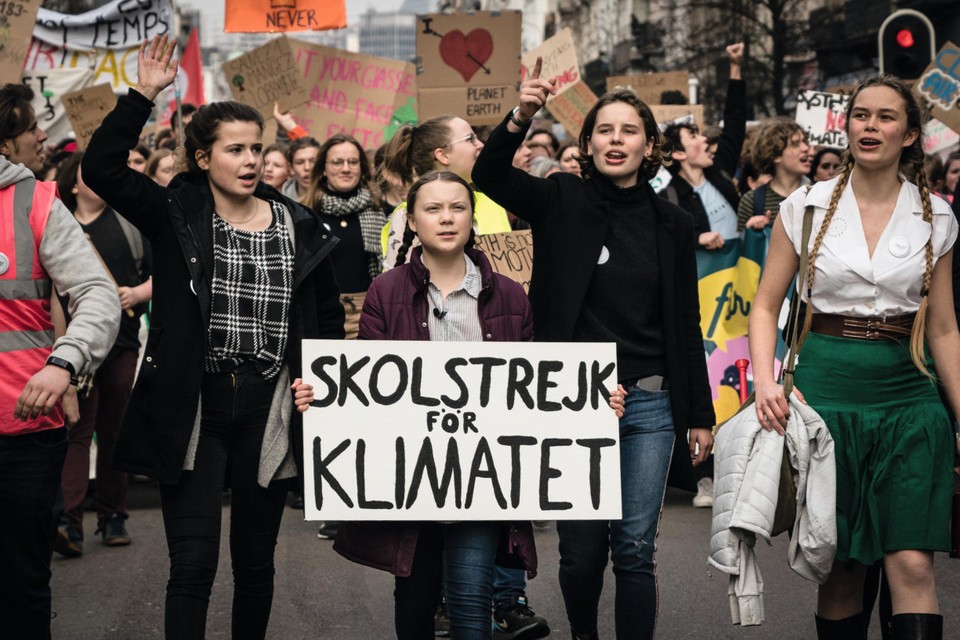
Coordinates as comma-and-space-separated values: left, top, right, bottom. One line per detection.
692, 477, 714, 508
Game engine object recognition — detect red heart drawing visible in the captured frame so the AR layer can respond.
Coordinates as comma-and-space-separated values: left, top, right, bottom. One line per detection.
439, 29, 494, 83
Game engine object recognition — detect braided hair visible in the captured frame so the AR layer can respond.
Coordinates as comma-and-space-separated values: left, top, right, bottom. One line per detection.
803, 74, 935, 377
394, 170, 476, 268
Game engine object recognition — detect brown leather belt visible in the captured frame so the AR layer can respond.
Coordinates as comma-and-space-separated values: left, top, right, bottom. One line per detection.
810, 313, 915, 341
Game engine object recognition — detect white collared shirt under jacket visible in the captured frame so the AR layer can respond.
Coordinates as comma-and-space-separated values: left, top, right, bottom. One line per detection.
779, 172, 958, 317
709, 395, 837, 627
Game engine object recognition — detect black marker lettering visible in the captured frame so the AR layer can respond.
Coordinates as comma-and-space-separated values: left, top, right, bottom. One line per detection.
540, 438, 573, 510
497, 436, 537, 508
576, 438, 616, 509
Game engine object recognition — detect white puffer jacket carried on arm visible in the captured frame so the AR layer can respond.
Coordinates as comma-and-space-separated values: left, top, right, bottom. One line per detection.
708, 393, 837, 626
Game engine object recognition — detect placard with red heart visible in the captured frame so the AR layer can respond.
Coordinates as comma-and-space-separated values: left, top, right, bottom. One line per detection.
439, 29, 494, 82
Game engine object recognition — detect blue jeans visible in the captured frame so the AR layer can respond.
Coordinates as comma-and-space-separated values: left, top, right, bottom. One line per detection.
557, 386, 675, 640
0, 427, 68, 640
395, 522, 501, 640
492, 566, 525, 607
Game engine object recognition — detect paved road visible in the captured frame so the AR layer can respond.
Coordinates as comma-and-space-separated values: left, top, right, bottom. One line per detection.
50, 485, 959, 639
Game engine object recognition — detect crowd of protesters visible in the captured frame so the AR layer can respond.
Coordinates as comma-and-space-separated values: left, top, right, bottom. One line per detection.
1, 29, 959, 640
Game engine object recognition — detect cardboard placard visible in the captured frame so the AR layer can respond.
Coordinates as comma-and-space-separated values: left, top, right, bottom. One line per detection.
27, 0, 173, 93
924, 118, 960, 156
302, 340, 621, 521
545, 81, 597, 139
916, 42, 960, 135
606, 71, 689, 105
222, 36, 310, 116
415, 11, 521, 125
225, 0, 346, 34
474, 230, 533, 293
22, 68, 95, 146
520, 28, 580, 97
650, 104, 704, 128
61, 83, 118, 149
0, 0, 42, 80
289, 39, 418, 149
795, 90, 849, 148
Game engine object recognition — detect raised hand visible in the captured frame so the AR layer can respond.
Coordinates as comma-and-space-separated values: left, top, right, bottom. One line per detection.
516, 56, 557, 123
726, 43, 745, 66
135, 35, 179, 102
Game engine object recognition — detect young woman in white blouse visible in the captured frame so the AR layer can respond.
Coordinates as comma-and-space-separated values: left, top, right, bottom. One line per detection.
750, 76, 960, 640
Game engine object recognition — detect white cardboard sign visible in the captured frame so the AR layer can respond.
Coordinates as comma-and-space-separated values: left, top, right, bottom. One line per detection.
302, 340, 621, 521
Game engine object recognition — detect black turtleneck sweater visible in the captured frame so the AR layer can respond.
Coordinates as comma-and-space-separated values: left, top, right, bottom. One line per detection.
573, 174, 664, 381
315, 187, 371, 293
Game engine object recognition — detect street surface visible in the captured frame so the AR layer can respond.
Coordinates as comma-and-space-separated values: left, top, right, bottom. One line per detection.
50, 485, 959, 639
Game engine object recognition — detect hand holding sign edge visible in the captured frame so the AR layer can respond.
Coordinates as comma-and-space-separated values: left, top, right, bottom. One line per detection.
135, 35, 179, 103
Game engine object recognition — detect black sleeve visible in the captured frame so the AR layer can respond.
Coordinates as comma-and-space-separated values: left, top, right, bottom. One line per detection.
313, 257, 346, 341
83, 90, 168, 241
471, 115, 561, 226
714, 79, 747, 178
677, 211, 717, 428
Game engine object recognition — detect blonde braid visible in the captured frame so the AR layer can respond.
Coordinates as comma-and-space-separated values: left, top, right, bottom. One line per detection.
910, 164, 936, 380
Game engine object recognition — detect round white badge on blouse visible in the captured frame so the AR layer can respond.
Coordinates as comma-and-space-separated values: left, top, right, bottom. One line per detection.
0, 252, 8, 275
598, 246, 610, 265
889, 236, 910, 258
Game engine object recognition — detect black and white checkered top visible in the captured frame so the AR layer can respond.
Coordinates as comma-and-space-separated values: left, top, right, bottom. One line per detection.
205, 200, 294, 381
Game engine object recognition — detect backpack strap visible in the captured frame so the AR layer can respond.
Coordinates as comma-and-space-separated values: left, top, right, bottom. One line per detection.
752, 183, 768, 218
114, 213, 144, 276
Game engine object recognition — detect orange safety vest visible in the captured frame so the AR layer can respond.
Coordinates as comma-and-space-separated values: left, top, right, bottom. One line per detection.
0, 177, 61, 435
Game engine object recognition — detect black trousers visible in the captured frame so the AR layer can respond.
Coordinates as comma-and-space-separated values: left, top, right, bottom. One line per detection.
159, 368, 290, 640
0, 427, 68, 640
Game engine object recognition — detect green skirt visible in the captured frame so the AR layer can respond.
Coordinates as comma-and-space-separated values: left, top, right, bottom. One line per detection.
794, 333, 954, 565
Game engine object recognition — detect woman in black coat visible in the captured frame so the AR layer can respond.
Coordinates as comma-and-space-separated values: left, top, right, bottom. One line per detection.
82, 36, 344, 640
472, 59, 716, 640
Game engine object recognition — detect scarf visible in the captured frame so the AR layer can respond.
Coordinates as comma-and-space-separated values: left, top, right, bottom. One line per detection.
319, 187, 387, 280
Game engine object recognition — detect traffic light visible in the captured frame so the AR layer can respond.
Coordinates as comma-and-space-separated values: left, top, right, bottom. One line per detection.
878, 9, 935, 79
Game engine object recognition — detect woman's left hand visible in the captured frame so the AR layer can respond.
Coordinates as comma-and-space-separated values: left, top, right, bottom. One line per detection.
690, 428, 713, 466
608, 384, 626, 418
291, 378, 314, 413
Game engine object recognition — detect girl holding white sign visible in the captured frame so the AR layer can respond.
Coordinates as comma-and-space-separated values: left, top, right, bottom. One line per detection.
472, 58, 716, 640
296, 170, 624, 639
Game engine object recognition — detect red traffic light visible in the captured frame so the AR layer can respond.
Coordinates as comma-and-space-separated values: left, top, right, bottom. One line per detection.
896, 29, 915, 48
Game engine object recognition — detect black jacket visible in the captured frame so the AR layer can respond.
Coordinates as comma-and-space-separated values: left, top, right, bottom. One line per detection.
663, 79, 746, 237
83, 90, 345, 484
473, 115, 716, 491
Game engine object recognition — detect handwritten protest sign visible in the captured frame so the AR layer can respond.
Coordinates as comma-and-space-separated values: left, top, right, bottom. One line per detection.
61, 83, 117, 149
222, 36, 310, 116
475, 230, 533, 293
795, 90, 849, 147
650, 104, 704, 128
916, 42, 960, 135
225, 0, 346, 34
519, 28, 596, 137
288, 39, 418, 149
302, 340, 621, 521
416, 11, 521, 126
924, 118, 960, 155
606, 71, 689, 105
0, 0, 42, 80
22, 68, 94, 145
547, 82, 599, 138
25, 0, 172, 93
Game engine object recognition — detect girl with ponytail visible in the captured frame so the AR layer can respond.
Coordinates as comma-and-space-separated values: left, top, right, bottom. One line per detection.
380, 116, 512, 270
750, 75, 960, 640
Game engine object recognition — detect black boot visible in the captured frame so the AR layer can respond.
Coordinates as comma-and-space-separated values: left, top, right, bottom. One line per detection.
890, 613, 943, 640
815, 613, 867, 640
571, 628, 599, 640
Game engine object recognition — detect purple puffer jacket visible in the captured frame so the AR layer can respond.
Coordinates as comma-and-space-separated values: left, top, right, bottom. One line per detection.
332, 246, 538, 578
